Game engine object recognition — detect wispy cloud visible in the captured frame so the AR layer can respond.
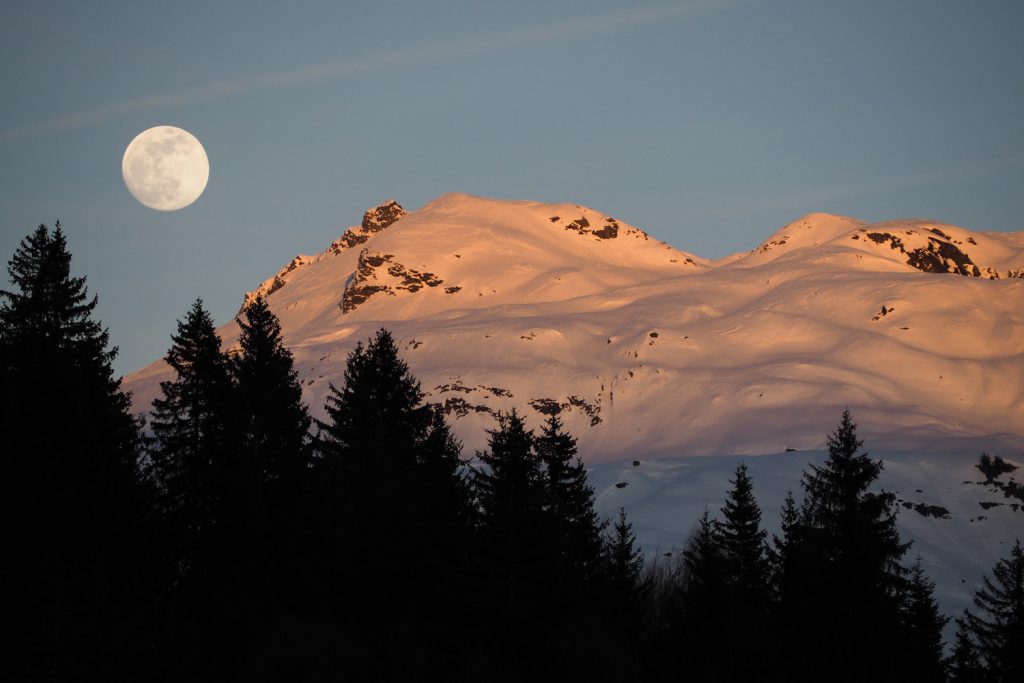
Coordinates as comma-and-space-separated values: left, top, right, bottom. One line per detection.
1, 0, 734, 144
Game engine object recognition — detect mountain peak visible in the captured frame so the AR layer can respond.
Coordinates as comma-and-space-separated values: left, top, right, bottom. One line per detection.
129, 193, 1024, 463
733, 213, 1024, 279
241, 199, 408, 310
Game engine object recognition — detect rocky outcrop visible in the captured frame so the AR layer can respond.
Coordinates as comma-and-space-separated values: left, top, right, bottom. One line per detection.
527, 395, 602, 426
241, 254, 312, 310
362, 199, 406, 233
243, 200, 408, 309
856, 229, 1000, 278
339, 248, 445, 314
329, 200, 407, 255
553, 215, 623, 240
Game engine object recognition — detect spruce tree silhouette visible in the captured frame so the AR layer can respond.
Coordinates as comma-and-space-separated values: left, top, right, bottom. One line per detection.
675, 509, 728, 681
1, 224, 152, 680
602, 507, 646, 661
604, 508, 645, 604
961, 539, 1024, 681
770, 489, 801, 600
720, 463, 770, 602
317, 328, 429, 475
230, 294, 314, 673
234, 294, 311, 497
767, 488, 808, 679
314, 328, 473, 678
532, 415, 607, 672
790, 409, 911, 681
719, 462, 771, 680
536, 415, 605, 578
471, 410, 551, 676
416, 406, 475, 542
410, 405, 477, 678
948, 612, 985, 683
900, 555, 949, 682
150, 298, 238, 674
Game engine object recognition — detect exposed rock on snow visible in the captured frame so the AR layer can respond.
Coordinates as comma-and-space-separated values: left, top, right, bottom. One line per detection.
340, 249, 445, 313
122, 195, 1024, 632
242, 200, 408, 309
361, 199, 406, 233
128, 193, 1024, 462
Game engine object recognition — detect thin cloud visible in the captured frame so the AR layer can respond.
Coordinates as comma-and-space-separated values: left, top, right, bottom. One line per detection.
1, 0, 735, 144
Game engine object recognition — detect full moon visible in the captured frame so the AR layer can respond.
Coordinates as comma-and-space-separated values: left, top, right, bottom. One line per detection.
122, 125, 209, 211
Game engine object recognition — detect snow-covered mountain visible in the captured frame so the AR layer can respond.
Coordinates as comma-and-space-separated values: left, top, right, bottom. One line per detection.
124, 192, 1024, 623
126, 192, 1024, 459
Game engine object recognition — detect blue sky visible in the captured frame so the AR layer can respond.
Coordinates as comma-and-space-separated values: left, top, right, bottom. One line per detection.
2, 0, 1022, 375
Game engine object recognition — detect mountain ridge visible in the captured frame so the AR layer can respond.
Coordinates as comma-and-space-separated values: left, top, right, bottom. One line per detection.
120, 193, 1024, 628
124, 192, 1024, 460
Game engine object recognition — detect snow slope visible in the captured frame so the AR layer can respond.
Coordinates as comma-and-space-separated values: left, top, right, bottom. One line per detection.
126, 193, 1024, 460
589, 449, 1023, 640
124, 192, 1024, 622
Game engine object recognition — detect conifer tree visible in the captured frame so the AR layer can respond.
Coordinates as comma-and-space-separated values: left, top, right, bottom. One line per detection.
680, 509, 726, 603
535, 415, 605, 578
416, 405, 475, 542
1, 224, 151, 678
312, 328, 474, 677
674, 509, 728, 680
962, 539, 1024, 681
720, 462, 770, 602
150, 298, 236, 544
226, 295, 314, 668
770, 489, 802, 601
793, 409, 911, 680
313, 328, 435, 578
470, 410, 550, 671
472, 410, 547, 584
604, 507, 645, 595
148, 298, 245, 679
233, 295, 311, 492
901, 555, 949, 682
598, 507, 647, 678
768, 489, 808, 678
316, 328, 428, 479
719, 462, 771, 680
948, 613, 984, 683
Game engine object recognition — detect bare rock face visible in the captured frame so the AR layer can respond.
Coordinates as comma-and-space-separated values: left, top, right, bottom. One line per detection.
244, 200, 408, 307
241, 254, 312, 310
362, 199, 406, 233
861, 228, 999, 278
552, 215, 622, 240
330, 200, 407, 255
330, 230, 370, 253
340, 248, 444, 313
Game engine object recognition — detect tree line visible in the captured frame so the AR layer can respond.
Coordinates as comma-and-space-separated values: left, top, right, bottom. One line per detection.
3, 224, 1022, 682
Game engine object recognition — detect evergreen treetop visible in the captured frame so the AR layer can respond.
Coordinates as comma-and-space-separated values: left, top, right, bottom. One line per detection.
962, 539, 1024, 681
150, 298, 236, 529
535, 415, 605, 576
604, 507, 644, 594
720, 462, 770, 598
801, 409, 910, 582
233, 294, 312, 484
473, 409, 545, 535
948, 612, 985, 683
316, 328, 429, 477
901, 555, 950, 683
1, 223, 149, 679
2, 224, 114, 372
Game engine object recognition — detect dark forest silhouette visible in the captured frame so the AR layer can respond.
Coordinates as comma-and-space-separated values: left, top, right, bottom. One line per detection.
3, 224, 1023, 682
